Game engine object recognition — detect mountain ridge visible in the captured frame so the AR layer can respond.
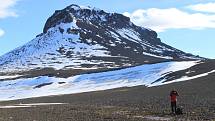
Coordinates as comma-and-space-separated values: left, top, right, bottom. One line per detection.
0, 4, 203, 77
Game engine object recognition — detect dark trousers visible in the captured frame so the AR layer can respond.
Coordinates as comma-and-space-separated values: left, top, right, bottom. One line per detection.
171, 101, 177, 113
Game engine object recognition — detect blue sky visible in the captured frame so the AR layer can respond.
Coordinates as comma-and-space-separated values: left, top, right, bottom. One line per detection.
0, 0, 215, 58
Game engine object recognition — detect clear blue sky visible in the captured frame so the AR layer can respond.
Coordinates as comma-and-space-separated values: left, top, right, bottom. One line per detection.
0, 0, 215, 58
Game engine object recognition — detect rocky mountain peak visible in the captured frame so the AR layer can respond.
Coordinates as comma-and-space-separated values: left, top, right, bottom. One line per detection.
43, 4, 130, 33
0, 4, 203, 76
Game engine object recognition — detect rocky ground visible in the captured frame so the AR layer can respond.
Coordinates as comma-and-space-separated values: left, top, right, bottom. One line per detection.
0, 72, 214, 121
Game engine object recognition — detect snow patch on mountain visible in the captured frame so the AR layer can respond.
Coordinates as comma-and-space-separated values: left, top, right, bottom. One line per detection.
142, 52, 173, 59
152, 69, 215, 87
0, 75, 21, 80
0, 22, 115, 72
0, 103, 67, 109
0, 61, 203, 101
70, 4, 101, 12
117, 28, 142, 43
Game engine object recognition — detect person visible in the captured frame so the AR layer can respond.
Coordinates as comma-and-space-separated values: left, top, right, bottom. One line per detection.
170, 90, 179, 114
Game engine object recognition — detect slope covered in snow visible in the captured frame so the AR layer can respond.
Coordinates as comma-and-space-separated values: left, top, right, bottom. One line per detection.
2, 61, 214, 101
0, 4, 202, 75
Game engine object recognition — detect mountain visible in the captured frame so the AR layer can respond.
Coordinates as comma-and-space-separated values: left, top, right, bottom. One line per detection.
1, 4, 214, 101
0, 4, 201, 79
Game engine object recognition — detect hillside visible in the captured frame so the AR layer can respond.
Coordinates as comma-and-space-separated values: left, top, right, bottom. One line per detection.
0, 69, 214, 121
0, 5, 201, 79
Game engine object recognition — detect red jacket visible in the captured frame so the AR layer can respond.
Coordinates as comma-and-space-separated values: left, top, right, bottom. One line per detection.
170, 91, 179, 102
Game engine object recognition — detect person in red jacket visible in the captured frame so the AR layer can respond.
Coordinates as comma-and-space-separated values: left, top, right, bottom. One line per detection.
170, 90, 179, 114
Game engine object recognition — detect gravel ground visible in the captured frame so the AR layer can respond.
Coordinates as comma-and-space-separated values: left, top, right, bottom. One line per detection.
0, 73, 214, 121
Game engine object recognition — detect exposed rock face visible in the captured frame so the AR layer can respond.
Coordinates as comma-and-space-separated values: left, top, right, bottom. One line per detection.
43, 4, 131, 33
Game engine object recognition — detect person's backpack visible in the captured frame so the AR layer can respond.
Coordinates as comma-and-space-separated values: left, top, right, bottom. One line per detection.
176, 107, 183, 115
